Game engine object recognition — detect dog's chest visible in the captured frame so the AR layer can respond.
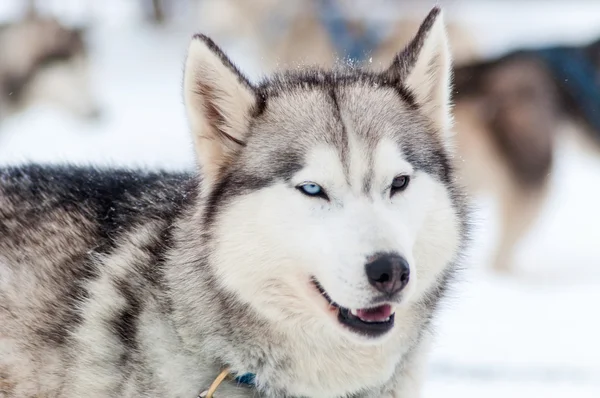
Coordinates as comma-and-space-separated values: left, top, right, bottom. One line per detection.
250, 332, 406, 397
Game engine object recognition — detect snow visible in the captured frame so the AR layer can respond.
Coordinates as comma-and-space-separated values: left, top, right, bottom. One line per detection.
1, 0, 599, 395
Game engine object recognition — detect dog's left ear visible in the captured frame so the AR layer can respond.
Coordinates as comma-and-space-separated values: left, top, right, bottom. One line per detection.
183, 34, 257, 190
385, 7, 453, 135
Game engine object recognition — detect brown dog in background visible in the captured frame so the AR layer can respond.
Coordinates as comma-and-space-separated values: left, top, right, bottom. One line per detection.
0, 11, 100, 122
453, 40, 600, 271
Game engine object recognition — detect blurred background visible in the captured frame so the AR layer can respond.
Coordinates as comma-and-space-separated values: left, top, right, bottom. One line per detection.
1, 0, 599, 396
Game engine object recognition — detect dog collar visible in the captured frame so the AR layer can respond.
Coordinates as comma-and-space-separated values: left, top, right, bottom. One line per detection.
198, 368, 256, 398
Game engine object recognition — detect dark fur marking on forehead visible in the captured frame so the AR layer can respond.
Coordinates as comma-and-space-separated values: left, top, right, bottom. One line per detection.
362, 169, 374, 195
251, 69, 426, 195
328, 87, 351, 176
257, 69, 418, 109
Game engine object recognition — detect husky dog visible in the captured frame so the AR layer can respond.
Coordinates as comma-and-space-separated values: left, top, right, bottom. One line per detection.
452, 38, 600, 272
0, 14, 100, 121
0, 8, 469, 398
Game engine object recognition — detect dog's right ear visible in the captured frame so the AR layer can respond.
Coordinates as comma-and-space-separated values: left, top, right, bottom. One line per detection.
184, 34, 257, 190
385, 7, 452, 136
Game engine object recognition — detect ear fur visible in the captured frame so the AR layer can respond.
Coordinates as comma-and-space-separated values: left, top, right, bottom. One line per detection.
386, 7, 453, 136
183, 34, 257, 189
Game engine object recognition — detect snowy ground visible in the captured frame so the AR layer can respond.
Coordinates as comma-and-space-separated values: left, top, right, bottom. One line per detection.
1, 1, 599, 396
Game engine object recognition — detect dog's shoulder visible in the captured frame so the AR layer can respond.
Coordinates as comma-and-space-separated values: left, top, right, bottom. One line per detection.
0, 164, 198, 396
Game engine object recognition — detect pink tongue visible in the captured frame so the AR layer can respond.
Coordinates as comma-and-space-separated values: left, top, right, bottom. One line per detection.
356, 304, 393, 322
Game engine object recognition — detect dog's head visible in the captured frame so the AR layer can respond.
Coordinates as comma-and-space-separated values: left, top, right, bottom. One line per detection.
184, 7, 466, 343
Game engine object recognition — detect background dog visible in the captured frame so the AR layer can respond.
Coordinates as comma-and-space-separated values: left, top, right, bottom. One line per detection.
453, 38, 600, 271
0, 12, 100, 123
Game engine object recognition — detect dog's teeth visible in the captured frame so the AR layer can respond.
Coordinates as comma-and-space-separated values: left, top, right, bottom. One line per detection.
350, 309, 359, 316
385, 316, 391, 322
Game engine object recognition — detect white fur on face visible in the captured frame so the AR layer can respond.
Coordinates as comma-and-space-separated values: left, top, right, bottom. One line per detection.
209, 133, 460, 395
211, 134, 459, 322
207, 11, 461, 344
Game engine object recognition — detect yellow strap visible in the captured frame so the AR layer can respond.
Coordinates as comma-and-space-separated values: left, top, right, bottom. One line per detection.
203, 368, 230, 398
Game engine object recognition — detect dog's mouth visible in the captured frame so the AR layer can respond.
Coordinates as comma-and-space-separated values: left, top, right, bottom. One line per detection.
311, 278, 395, 338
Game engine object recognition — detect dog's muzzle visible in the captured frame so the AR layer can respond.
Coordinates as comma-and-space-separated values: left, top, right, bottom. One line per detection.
312, 279, 396, 338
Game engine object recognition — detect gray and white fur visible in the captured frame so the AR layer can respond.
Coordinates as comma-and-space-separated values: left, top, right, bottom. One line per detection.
0, 8, 470, 397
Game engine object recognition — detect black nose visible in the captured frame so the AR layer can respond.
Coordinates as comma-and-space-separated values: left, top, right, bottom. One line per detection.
365, 253, 410, 295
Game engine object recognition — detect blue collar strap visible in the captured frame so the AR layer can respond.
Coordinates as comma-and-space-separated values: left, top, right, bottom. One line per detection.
234, 373, 256, 386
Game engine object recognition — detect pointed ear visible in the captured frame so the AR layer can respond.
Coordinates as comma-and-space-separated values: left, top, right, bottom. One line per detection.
385, 7, 453, 135
183, 34, 257, 189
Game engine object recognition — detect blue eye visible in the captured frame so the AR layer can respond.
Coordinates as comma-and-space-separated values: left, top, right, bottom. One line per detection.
297, 182, 328, 200
301, 183, 321, 195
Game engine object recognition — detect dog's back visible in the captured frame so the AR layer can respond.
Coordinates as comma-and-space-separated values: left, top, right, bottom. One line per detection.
0, 165, 193, 396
